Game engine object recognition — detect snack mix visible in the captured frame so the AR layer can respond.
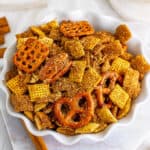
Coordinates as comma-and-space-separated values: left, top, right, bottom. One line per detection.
6, 20, 150, 135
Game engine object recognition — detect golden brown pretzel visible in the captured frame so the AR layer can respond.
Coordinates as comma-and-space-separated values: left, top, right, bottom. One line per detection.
14, 38, 49, 73
95, 71, 119, 107
60, 21, 94, 37
54, 92, 94, 129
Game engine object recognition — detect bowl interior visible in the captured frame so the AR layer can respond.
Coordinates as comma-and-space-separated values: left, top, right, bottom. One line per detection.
1, 11, 150, 145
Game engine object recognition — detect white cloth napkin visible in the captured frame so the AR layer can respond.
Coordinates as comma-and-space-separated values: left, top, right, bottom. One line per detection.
0, 0, 48, 10
109, 0, 150, 23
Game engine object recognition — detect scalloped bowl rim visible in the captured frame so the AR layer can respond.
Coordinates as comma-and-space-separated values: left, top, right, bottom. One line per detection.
0, 11, 150, 145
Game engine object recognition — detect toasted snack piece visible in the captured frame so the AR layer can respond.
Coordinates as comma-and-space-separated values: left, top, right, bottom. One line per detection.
0, 47, 6, 58
69, 61, 86, 83
75, 122, 100, 134
57, 127, 75, 136
0, 17, 9, 27
109, 84, 129, 109
115, 24, 132, 43
93, 121, 108, 133
117, 98, 131, 119
102, 40, 124, 59
28, 84, 50, 101
39, 37, 53, 48
6, 75, 27, 95
60, 20, 94, 37
81, 67, 101, 92
96, 106, 117, 123
81, 36, 100, 50
94, 31, 115, 43
110, 57, 130, 73
65, 40, 85, 58
29, 73, 39, 83
131, 55, 150, 75
24, 111, 34, 121
123, 68, 141, 98
111, 106, 118, 118
49, 28, 61, 41
101, 60, 110, 72
30, 26, 46, 37
39, 52, 72, 83
121, 52, 133, 61
52, 78, 80, 97
34, 103, 47, 112
16, 29, 34, 39
10, 94, 33, 112
0, 34, 5, 45
5, 67, 18, 81
14, 38, 49, 73
35, 112, 53, 130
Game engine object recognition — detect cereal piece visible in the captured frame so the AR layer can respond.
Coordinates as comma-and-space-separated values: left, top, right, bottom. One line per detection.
94, 31, 115, 43
49, 28, 61, 41
16, 29, 34, 39
30, 26, 46, 37
65, 40, 85, 58
17, 38, 28, 49
109, 84, 129, 109
34, 103, 47, 112
69, 61, 86, 82
60, 20, 94, 37
81, 67, 101, 92
101, 60, 110, 72
29, 73, 39, 83
24, 111, 34, 121
6, 75, 27, 95
81, 36, 100, 50
0, 47, 6, 58
75, 123, 100, 134
93, 121, 108, 133
52, 78, 80, 97
110, 57, 130, 73
123, 68, 141, 98
0, 34, 5, 45
0, 17, 9, 27
115, 24, 132, 43
131, 55, 150, 75
121, 52, 133, 61
14, 38, 49, 73
28, 84, 50, 101
47, 20, 59, 29
102, 40, 124, 58
10, 94, 33, 112
5, 67, 18, 81
111, 106, 118, 118
35, 112, 53, 130
39, 37, 53, 48
96, 106, 117, 123
117, 98, 131, 119
57, 127, 75, 135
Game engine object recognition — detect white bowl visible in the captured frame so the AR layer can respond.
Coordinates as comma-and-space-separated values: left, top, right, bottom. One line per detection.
0, 11, 150, 145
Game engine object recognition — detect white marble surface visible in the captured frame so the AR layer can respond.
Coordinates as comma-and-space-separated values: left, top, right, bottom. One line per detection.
0, 0, 150, 150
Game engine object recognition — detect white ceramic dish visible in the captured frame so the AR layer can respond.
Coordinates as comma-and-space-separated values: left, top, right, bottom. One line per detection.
0, 11, 150, 145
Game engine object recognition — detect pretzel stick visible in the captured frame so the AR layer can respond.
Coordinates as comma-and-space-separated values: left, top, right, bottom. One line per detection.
0, 17, 8, 27
0, 34, 5, 45
21, 120, 48, 150
0, 48, 6, 58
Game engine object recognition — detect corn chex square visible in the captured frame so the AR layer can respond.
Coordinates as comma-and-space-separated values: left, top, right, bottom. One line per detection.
109, 84, 129, 109
111, 57, 130, 73
6, 75, 27, 95
28, 84, 50, 101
